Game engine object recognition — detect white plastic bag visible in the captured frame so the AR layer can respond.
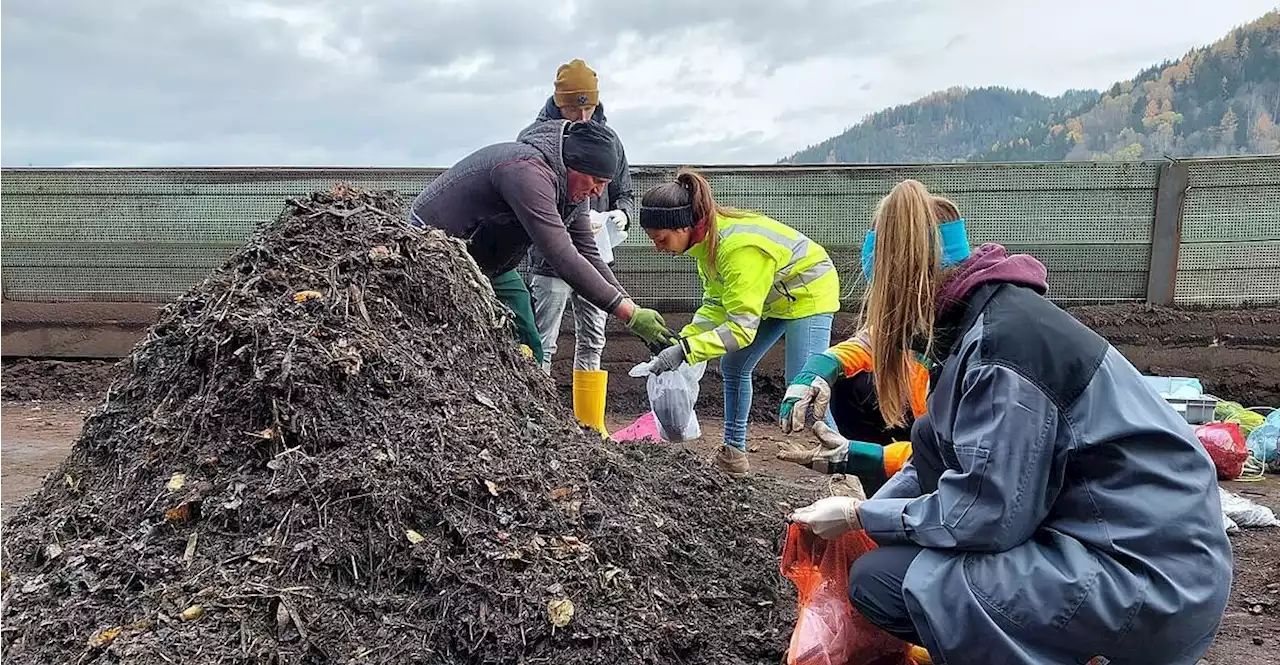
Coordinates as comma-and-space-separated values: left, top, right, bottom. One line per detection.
1219, 487, 1280, 530
629, 359, 707, 442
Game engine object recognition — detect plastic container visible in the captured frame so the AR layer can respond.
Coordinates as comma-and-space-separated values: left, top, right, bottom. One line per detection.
1164, 393, 1219, 425
1142, 375, 1215, 424
1142, 376, 1204, 398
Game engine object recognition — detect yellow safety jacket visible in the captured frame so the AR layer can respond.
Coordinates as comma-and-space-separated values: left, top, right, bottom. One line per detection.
680, 211, 840, 363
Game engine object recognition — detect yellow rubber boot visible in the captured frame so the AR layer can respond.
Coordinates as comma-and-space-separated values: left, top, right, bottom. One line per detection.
572, 369, 609, 437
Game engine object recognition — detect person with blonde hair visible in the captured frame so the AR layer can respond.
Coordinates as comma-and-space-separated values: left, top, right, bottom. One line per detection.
789, 179, 1231, 664
637, 168, 840, 476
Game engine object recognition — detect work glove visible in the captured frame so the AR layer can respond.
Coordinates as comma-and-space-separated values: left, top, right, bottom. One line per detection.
649, 341, 687, 374
625, 307, 675, 347
790, 495, 863, 540
777, 422, 890, 477
604, 209, 628, 231
587, 210, 607, 235
779, 352, 844, 434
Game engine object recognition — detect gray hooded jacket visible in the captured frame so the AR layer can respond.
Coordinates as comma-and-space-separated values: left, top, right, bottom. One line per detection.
524, 98, 635, 277
408, 119, 627, 314
858, 246, 1232, 664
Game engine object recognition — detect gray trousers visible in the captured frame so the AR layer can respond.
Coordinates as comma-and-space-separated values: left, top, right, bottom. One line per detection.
529, 274, 607, 373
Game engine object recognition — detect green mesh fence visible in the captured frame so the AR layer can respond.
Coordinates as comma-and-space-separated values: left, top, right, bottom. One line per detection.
2, 159, 1276, 309
1176, 156, 1280, 305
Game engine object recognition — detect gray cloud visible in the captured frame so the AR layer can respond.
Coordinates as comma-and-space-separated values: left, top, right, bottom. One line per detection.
2, 0, 1276, 167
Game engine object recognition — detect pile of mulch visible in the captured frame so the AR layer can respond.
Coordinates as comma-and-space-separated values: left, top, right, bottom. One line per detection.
0, 187, 814, 664
1, 359, 121, 402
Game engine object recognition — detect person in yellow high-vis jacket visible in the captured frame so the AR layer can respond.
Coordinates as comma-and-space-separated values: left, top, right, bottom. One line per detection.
776, 329, 931, 494
638, 168, 840, 477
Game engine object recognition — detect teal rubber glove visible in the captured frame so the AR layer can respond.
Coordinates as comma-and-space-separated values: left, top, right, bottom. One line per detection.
625, 307, 674, 347
779, 352, 844, 433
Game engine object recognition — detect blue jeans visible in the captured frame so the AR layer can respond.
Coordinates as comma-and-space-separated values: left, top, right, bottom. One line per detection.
720, 313, 836, 450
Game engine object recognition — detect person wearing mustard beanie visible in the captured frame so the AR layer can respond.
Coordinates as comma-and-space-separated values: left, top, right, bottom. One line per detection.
523, 59, 636, 376
553, 59, 600, 113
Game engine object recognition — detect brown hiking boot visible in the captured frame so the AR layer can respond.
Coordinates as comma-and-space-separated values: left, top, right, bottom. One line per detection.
715, 445, 750, 478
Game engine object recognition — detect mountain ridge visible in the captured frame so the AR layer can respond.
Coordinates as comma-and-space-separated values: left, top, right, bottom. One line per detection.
783, 11, 1280, 164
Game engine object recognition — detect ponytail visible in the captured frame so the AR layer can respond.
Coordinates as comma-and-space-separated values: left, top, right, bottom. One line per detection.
862, 179, 948, 427
641, 168, 753, 277
674, 168, 748, 278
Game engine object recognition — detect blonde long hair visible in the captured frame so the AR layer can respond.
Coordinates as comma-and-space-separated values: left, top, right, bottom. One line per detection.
862, 179, 961, 427
640, 168, 749, 278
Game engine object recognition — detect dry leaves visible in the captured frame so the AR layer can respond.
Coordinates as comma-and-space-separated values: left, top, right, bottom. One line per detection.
547, 598, 574, 628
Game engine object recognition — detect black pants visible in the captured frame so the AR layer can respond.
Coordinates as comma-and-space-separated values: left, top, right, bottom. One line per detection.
847, 416, 945, 645
829, 373, 914, 445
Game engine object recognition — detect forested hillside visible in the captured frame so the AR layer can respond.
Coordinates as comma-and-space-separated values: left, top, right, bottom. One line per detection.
784, 11, 1280, 163
784, 88, 1097, 163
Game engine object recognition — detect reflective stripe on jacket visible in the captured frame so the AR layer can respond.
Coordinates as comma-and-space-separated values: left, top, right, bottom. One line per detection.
679, 211, 840, 363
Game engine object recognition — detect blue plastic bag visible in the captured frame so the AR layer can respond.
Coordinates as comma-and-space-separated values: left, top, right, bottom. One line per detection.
1245, 410, 1279, 469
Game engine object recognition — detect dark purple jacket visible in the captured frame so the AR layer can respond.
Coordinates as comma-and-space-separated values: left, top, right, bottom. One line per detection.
408, 119, 627, 313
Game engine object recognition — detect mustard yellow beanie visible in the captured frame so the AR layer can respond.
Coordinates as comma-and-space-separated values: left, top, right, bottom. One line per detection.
554, 59, 599, 108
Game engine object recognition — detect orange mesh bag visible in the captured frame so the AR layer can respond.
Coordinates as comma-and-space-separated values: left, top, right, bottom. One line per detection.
780, 523, 912, 665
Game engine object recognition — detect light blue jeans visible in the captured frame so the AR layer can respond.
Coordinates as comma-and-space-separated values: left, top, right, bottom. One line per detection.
720, 313, 836, 450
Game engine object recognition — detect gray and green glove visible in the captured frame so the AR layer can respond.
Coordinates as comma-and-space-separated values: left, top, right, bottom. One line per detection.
649, 341, 688, 374
777, 422, 886, 478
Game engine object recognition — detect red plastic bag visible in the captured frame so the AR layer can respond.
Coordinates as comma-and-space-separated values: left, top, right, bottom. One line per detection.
780, 522, 911, 665
1195, 422, 1248, 480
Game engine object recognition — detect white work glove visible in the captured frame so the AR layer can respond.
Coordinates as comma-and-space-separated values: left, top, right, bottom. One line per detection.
604, 209, 628, 231
790, 495, 863, 540
649, 342, 686, 375
777, 421, 850, 469
587, 210, 607, 235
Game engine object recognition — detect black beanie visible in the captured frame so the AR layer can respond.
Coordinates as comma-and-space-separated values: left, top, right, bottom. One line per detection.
562, 120, 620, 180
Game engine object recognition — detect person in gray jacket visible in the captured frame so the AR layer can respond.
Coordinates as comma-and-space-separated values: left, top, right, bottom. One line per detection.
789, 179, 1232, 665
408, 119, 670, 361
525, 59, 634, 374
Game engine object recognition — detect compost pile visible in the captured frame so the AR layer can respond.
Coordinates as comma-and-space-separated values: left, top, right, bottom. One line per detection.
1, 186, 811, 664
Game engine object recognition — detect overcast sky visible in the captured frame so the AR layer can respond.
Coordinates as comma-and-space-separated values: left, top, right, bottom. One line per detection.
2, 0, 1275, 167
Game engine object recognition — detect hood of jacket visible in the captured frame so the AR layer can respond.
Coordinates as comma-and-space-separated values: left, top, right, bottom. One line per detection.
536, 96, 608, 124
937, 243, 1048, 317
515, 118, 573, 202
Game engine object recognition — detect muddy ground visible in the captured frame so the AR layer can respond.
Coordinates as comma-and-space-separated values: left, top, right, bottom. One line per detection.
3, 302, 1279, 663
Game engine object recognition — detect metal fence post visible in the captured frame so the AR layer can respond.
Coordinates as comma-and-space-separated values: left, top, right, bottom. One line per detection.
1145, 160, 1190, 306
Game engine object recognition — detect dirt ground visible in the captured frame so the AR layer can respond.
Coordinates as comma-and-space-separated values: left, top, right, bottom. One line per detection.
3, 302, 1279, 662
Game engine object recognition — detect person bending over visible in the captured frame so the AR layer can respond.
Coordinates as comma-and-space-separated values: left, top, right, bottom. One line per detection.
408, 120, 669, 359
